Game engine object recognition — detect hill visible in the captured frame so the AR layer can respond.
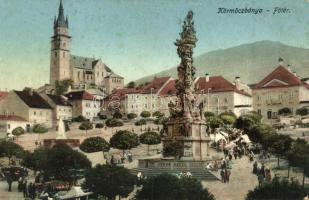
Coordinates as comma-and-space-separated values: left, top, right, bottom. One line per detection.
134, 40, 309, 85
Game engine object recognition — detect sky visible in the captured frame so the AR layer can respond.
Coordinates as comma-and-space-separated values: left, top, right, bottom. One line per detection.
1, 0, 309, 90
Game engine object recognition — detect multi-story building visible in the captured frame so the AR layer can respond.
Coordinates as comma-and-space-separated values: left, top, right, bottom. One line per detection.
252, 63, 309, 124
49, 1, 123, 94
194, 74, 252, 116
0, 115, 30, 137
40, 94, 72, 126
0, 89, 53, 128
66, 91, 101, 121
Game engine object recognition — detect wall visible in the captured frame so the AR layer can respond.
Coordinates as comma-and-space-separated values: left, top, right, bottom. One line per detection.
29, 108, 53, 128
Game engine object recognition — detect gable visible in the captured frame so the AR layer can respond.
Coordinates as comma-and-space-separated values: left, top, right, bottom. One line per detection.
262, 79, 289, 87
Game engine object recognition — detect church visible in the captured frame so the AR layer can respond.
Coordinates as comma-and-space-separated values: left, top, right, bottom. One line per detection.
49, 0, 124, 95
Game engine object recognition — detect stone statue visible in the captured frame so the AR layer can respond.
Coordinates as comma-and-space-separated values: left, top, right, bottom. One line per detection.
56, 117, 67, 139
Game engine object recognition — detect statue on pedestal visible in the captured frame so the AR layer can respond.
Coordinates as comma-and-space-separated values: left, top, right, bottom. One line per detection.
56, 117, 67, 140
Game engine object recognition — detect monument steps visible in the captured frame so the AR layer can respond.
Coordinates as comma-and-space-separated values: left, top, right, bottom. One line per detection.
130, 167, 220, 181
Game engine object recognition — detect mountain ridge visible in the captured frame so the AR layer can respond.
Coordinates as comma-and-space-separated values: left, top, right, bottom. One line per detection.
134, 40, 309, 85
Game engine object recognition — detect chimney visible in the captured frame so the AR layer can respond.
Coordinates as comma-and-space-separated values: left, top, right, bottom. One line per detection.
205, 73, 209, 82
278, 57, 284, 66
235, 76, 241, 90
287, 64, 292, 72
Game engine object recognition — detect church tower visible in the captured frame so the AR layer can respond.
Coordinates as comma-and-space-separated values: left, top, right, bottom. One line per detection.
50, 0, 71, 85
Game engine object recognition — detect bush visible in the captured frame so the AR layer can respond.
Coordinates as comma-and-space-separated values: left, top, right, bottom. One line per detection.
246, 177, 304, 200
79, 121, 93, 130
12, 127, 25, 136
140, 111, 151, 118
105, 118, 123, 127
98, 114, 107, 120
80, 137, 110, 153
206, 116, 223, 130
33, 124, 48, 133
163, 141, 183, 158
278, 107, 292, 116
154, 117, 168, 125
95, 123, 104, 129
135, 119, 147, 126
153, 111, 165, 118
110, 130, 139, 154
113, 112, 123, 119
72, 115, 87, 122
296, 107, 308, 116
220, 114, 236, 125
136, 174, 215, 200
204, 111, 215, 118
127, 113, 137, 120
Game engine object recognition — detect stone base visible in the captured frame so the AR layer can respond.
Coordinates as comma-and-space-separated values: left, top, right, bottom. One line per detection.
133, 158, 220, 181
43, 139, 80, 148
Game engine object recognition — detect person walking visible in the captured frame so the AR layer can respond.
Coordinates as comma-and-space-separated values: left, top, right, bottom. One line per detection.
225, 169, 231, 183
220, 169, 226, 183
253, 161, 258, 174
23, 180, 28, 198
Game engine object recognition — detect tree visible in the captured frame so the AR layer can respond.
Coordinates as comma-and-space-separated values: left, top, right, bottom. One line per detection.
44, 143, 91, 181
136, 174, 215, 200
21, 147, 49, 172
139, 132, 161, 155
278, 107, 292, 116
80, 137, 110, 153
287, 138, 309, 187
270, 134, 292, 168
153, 111, 165, 118
220, 114, 236, 125
127, 113, 137, 120
83, 164, 136, 200
246, 177, 304, 200
113, 111, 123, 119
72, 115, 87, 122
126, 81, 136, 88
163, 141, 183, 158
55, 79, 73, 95
105, 118, 123, 127
33, 124, 48, 133
12, 127, 25, 137
234, 115, 256, 133
110, 130, 139, 156
0, 141, 25, 164
296, 107, 308, 116
140, 111, 151, 118
79, 121, 93, 130
154, 117, 168, 125
206, 116, 223, 131
204, 111, 215, 118
135, 119, 147, 126
95, 123, 104, 129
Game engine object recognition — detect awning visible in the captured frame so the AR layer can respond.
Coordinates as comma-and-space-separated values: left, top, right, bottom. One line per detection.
59, 186, 93, 199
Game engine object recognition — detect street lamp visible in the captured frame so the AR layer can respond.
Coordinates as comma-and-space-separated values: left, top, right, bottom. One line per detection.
150, 88, 154, 117
207, 88, 212, 111
211, 95, 220, 115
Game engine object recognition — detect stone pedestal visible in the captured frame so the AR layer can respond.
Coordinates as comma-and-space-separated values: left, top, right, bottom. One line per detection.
162, 118, 211, 161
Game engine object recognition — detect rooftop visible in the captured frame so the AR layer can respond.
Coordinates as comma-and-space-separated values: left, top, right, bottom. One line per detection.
0, 115, 27, 122
15, 90, 52, 109
66, 91, 95, 101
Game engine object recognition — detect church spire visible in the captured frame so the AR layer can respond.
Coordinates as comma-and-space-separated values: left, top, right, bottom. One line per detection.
55, 0, 68, 28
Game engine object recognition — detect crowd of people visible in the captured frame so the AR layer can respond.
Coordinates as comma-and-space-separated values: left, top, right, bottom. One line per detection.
252, 161, 272, 185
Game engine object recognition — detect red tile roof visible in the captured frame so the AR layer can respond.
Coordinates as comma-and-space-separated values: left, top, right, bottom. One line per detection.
0, 115, 27, 122
254, 66, 302, 89
66, 91, 95, 101
195, 76, 251, 97
158, 80, 177, 96
0, 92, 8, 101
140, 77, 171, 94
104, 88, 139, 101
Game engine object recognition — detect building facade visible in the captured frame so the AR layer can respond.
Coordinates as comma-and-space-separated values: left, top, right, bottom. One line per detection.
252, 64, 309, 124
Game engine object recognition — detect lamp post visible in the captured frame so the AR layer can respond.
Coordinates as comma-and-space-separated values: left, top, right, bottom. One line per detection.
207, 88, 211, 111
150, 88, 154, 117
211, 95, 220, 115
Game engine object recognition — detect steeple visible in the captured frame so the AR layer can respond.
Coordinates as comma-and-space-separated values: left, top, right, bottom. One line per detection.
55, 0, 68, 28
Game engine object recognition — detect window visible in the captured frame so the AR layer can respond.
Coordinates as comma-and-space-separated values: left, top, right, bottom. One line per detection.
257, 109, 261, 115
224, 98, 227, 103
63, 52, 65, 58
55, 52, 57, 57
267, 110, 272, 119
7, 124, 10, 130
34, 111, 36, 115
40, 111, 42, 116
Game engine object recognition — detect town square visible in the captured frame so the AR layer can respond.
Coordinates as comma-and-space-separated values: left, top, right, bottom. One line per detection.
1, 0, 309, 200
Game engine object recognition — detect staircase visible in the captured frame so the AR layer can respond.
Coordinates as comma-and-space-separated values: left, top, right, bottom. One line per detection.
130, 166, 220, 181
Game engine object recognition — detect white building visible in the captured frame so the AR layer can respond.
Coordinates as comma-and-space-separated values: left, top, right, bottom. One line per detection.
195, 75, 252, 117
0, 115, 31, 138
66, 91, 101, 121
